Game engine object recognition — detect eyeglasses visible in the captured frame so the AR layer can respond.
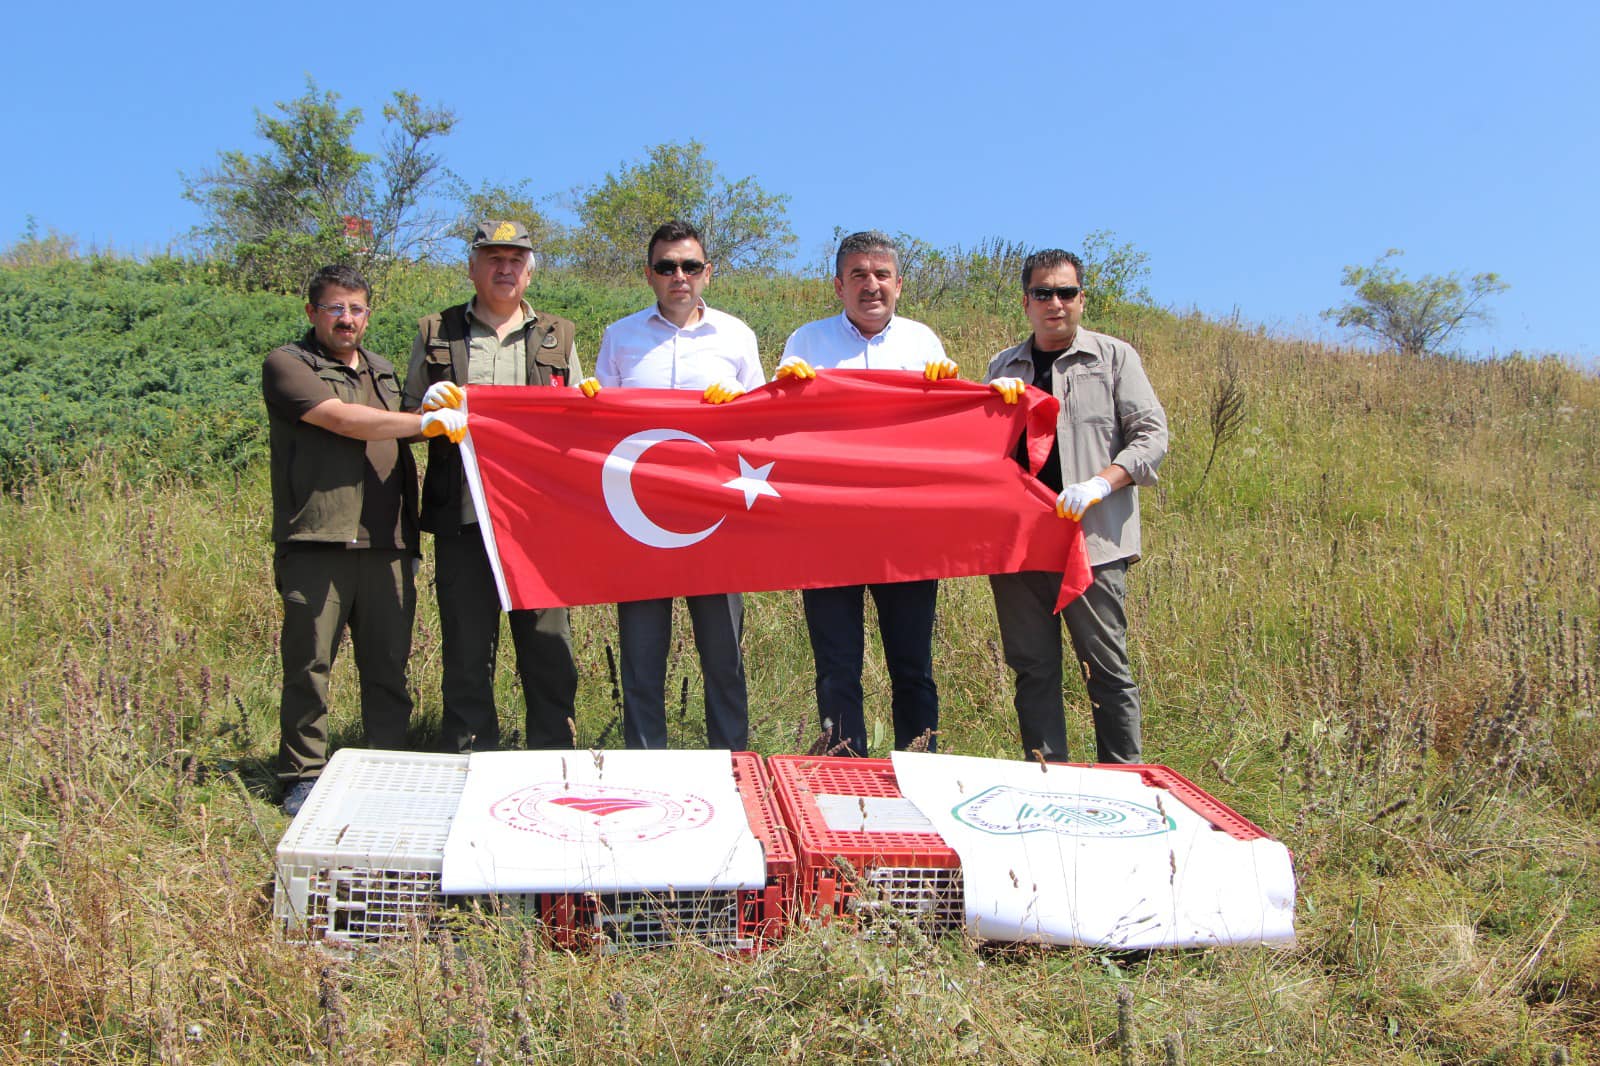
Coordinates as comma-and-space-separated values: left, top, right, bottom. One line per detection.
314, 302, 371, 317
651, 258, 707, 277
1027, 286, 1082, 303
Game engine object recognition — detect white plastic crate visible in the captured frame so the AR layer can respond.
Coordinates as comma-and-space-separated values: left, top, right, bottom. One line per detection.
273, 749, 534, 944
274, 748, 764, 949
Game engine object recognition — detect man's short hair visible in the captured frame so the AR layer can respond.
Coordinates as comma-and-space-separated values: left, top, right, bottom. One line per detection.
1021, 249, 1086, 290
834, 230, 898, 277
307, 264, 371, 305
647, 220, 705, 264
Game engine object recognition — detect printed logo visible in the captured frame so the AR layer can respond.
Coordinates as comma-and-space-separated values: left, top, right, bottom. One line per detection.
492, 221, 518, 242
489, 782, 713, 843
953, 786, 1175, 839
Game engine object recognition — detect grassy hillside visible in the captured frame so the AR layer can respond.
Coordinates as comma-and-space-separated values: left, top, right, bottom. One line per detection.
1, 260, 1597, 1063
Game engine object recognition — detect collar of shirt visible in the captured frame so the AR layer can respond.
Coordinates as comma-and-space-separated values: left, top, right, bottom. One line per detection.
299, 329, 368, 372
597, 301, 760, 391
465, 297, 536, 334
647, 298, 712, 334
781, 312, 940, 372
840, 311, 897, 344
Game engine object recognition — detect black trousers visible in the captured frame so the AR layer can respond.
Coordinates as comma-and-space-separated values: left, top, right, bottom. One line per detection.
433, 524, 578, 751
801, 579, 940, 757
617, 594, 749, 751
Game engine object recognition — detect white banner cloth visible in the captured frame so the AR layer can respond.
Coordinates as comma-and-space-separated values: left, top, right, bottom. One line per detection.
890, 752, 1296, 948
439, 750, 766, 895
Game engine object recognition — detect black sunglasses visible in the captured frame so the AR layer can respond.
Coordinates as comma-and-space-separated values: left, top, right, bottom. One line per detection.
651, 258, 708, 277
1028, 285, 1082, 303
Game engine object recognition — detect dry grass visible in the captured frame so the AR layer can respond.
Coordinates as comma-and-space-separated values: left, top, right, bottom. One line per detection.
2, 299, 1598, 1063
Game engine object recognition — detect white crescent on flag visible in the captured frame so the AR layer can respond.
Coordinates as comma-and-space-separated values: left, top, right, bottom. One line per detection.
600, 428, 780, 549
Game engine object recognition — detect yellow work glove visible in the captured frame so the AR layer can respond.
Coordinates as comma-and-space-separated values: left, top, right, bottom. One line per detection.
990, 377, 1026, 405
923, 357, 960, 381
774, 357, 816, 381
420, 381, 464, 412
420, 408, 468, 445
577, 377, 602, 398
702, 378, 746, 404
1056, 476, 1112, 520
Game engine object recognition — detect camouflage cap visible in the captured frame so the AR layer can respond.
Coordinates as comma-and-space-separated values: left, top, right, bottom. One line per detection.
470, 220, 534, 251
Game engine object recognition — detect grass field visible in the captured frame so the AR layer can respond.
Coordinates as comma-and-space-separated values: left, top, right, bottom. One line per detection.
1, 263, 1597, 1063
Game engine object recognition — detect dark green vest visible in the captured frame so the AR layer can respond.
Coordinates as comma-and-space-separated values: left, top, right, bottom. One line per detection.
410, 303, 576, 535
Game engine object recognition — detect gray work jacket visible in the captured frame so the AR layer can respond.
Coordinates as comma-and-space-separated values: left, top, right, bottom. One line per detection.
985, 328, 1168, 567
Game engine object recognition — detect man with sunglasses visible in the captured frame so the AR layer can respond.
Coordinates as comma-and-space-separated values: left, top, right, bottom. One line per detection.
578, 219, 763, 751
773, 230, 960, 758
401, 221, 582, 755
263, 264, 466, 814
985, 248, 1168, 764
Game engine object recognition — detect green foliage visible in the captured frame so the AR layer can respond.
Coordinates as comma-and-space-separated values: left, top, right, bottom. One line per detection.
900, 235, 1032, 316
1324, 248, 1509, 356
562, 141, 796, 276
182, 78, 456, 294
0, 258, 477, 492
447, 176, 565, 261
1079, 228, 1152, 317
891, 230, 1152, 324
0, 259, 291, 488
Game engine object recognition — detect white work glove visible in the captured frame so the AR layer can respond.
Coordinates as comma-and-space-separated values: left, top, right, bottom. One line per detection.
774, 357, 816, 381
1056, 476, 1112, 520
990, 377, 1025, 405
702, 378, 746, 404
420, 408, 468, 444
923, 357, 960, 381
420, 381, 464, 412
577, 377, 602, 397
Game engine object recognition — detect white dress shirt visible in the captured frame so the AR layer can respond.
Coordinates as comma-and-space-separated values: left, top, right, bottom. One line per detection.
595, 302, 764, 391
778, 312, 947, 373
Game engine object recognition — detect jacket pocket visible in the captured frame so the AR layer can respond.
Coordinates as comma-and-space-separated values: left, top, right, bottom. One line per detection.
316, 367, 358, 404
1064, 364, 1115, 425
372, 368, 402, 410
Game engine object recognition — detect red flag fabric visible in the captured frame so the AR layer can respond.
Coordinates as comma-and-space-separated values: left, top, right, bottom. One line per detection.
460, 371, 1091, 612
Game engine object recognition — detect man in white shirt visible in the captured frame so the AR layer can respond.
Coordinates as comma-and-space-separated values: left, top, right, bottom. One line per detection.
776, 230, 960, 757
579, 220, 764, 750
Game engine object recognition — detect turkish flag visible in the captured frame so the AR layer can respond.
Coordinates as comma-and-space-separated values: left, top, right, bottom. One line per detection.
459, 371, 1091, 611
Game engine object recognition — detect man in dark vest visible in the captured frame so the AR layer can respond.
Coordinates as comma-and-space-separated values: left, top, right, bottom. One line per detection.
263, 264, 466, 815
402, 221, 582, 753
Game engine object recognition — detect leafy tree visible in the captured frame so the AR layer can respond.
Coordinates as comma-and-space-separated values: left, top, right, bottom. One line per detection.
448, 177, 565, 262
1079, 229, 1151, 318
1323, 249, 1508, 356
563, 141, 795, 276
183, 79, 456, 293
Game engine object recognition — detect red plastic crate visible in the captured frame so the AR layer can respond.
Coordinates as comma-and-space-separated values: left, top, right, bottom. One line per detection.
540, 751, 794, 952
766, 755, 1270, 934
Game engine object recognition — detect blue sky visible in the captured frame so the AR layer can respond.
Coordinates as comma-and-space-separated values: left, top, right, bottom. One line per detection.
5, 0, 1594, 359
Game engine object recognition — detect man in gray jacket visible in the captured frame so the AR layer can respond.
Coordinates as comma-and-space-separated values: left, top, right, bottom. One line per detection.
985, 248, 1168, 763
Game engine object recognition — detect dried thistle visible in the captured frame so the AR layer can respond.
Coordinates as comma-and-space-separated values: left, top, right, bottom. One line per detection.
318, 964, 348, 1056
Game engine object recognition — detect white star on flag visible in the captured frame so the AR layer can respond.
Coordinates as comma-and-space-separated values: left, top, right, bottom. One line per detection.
723, 455, 780, 510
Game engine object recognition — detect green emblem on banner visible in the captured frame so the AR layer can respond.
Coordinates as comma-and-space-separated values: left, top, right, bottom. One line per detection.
952, 786, 1176, 839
